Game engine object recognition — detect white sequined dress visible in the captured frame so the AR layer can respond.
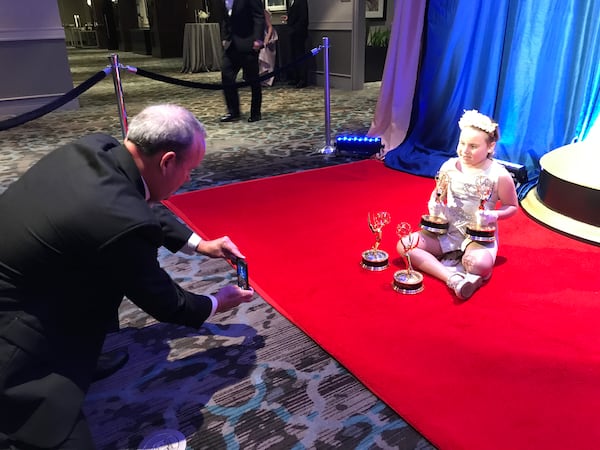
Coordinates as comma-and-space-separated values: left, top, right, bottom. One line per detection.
433, 157, 509, 253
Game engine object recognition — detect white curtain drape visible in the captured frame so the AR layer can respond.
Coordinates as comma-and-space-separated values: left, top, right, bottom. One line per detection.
367, 0, 426, 154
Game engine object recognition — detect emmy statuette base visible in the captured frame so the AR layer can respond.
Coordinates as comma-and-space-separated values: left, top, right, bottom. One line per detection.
361, 249, 389, 271
465, 224, 496, 242
420, 215, 449, 234
393, 270, 424, 294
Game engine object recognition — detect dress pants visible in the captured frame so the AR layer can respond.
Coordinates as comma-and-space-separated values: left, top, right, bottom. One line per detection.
221, 47, 262, 117
1, 414, 95, 450
0, 314, 97, 450
289, 32, 308, 84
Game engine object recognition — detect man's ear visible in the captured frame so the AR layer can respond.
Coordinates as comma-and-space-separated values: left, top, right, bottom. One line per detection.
159, 151, 177, 173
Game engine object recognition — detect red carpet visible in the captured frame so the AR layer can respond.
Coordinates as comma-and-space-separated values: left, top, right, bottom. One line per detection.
164, 160, 600, 450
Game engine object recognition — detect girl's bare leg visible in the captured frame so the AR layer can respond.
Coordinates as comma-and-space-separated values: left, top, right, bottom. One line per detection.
462, 241, 495, 279
397, 232, 455, 283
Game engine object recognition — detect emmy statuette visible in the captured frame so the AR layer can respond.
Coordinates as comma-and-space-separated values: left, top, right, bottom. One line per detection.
361, 211, 391, 271
420, 170, 450, 234
393, 222, 424, 294
466, 175, 496, 242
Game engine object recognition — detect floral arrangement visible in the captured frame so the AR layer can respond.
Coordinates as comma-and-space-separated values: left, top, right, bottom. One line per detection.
458, 109, 497, 134
197, 10, 209, 21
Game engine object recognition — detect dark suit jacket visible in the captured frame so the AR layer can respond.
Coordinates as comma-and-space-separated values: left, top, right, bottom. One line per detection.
0, 134, 213, 448
288, 0, 308, 40
219, 0, 265, 52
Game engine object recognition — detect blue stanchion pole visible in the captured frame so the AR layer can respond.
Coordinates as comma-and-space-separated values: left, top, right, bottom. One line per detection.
319, 37, 335, 155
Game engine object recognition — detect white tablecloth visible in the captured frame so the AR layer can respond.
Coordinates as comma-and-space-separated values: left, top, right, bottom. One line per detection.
182, 23, 222, 72
64, 27, 99, 48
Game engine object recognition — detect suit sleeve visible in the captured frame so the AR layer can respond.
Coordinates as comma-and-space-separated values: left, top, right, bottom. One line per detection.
152, 205, 193, 253
220, 1, 231, 41
251, 0, 265, 42
99, 227, 212, 328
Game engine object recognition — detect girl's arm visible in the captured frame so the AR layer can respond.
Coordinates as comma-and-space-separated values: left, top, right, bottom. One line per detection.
494, 171, 519, 220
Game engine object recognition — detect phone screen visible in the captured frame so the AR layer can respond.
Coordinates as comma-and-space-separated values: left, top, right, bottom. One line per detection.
237, 259, 249, 289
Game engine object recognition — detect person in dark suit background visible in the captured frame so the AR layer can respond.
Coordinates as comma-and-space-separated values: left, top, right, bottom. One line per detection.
219, 0, 265, 123
0, 104, 254, 449
283, 0, 309, 88
102, 0, 119, 50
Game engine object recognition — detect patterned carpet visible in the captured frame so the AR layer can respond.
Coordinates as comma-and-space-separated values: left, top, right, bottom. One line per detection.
0, 48, 434, 450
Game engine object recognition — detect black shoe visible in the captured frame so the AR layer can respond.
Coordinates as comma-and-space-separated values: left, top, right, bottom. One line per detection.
92, 348, 129, 382
287, 79, 297, 86
248, 114, 262, 122
295, 81, 307, 89
220, 113, 240, 122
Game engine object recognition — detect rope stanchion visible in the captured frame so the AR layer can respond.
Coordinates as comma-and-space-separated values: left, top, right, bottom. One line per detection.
127, 49, 318, 90
0, 47, 321, 132
319, 37, 335, 155
109, 54, 128, 139
0, 68, 111, 132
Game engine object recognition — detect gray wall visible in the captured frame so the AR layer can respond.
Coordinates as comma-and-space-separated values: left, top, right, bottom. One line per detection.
0, 0, 77, 117
57, 0, 94, 26
308, 0, 366, 90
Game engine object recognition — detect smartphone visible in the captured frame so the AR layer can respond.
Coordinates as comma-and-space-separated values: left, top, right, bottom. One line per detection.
237, 259, 249, 290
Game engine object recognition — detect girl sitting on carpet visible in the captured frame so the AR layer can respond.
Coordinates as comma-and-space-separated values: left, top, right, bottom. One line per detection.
397, 110, 518, 300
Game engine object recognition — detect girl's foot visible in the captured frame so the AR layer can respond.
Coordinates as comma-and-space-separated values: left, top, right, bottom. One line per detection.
446, 272, 483, 300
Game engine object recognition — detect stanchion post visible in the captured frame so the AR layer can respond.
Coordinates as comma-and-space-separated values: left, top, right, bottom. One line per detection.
109, 54, 128, 139
319, 36, 335, 155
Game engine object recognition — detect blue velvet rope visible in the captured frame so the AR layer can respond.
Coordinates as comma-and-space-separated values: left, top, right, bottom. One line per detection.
0, 48, 318, 131
130, 49, 315, 89
0, 68, 111, 132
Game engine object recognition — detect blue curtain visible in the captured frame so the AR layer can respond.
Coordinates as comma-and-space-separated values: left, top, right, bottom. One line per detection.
384, 0, 600, 198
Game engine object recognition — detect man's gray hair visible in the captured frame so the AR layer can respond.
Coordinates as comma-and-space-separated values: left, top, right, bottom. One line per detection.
126, 104, 206, 156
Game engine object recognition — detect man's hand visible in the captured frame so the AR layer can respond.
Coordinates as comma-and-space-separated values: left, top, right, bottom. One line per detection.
214, 284, 254, 313
252, 40, 264, 51
196, 236, 244, 261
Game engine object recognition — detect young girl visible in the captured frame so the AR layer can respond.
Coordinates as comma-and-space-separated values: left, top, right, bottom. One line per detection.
398, 110, 519, 300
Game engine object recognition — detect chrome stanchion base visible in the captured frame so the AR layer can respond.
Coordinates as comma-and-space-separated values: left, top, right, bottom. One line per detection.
319, 145, 336, 155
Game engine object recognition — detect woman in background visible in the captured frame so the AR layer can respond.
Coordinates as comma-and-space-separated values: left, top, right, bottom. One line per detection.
259, 9, 277, 87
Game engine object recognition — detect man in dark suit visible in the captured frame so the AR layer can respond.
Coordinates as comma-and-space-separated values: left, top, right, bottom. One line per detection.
0, 104, 254, 449
285, 0, 309, 88
219, 0, 265, 123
